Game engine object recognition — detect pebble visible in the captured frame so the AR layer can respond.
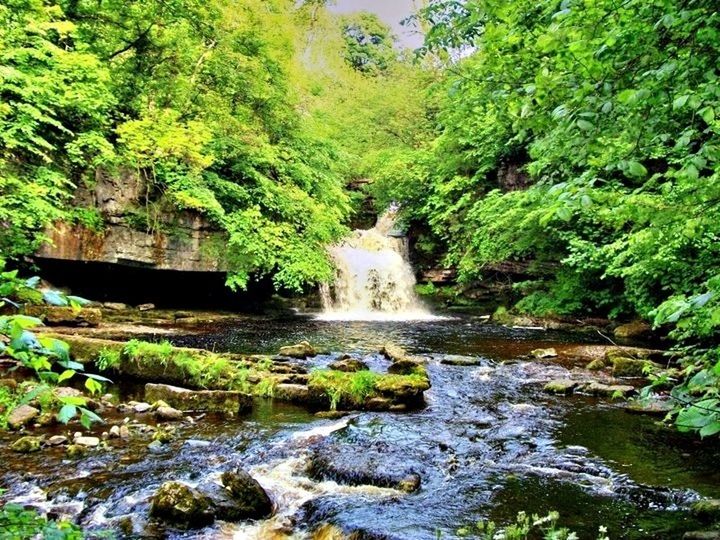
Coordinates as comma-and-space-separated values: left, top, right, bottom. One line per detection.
119, 425, 130, 439
109, 426, 121, 438
155, 406, 184, 421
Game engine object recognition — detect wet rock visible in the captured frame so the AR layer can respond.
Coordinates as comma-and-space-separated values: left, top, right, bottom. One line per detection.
66, 444, 87, 458
47, 435, 68, 446
220, 469, 274, 519
137, 303, 155, 311
144, 383, 251, 415
274, 383, 311, 404
109, 425, 121, 438
311, 524, 348, 540
581, 382, 636, 398
11, 436, 42, 453
147, 440, 166, 454
623, 399, 673, 417
691, 499, 720, 523
440, 355, 485, 366
531, 348, 557, 359
155, 405, 184, 421
7, 404, 39, 429
150, 481, 215, 528
153, 426, 175, 443
23, 305, 102, 326
315, 411, 350, 419
133, 402, 152, 413
388, 359, 422, 375
74, 436, 100, 447
36, 413, 56, 426
119, 425, 130, 439
328, 358, 368, 373
613, 321, 652, 339
397, 473, 422, 493
365, 397, 393, 411
374, 374, 429, 405
586, 359, 606, 371
543, 379, 578, 395
278, 341, 317, 359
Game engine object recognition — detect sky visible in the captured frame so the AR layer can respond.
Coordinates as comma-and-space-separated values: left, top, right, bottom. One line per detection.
328, 0, 424, 49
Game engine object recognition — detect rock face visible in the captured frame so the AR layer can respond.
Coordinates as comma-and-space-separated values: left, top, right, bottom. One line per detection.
144, 383, 251, 415
23, 306, 101, 327
150, 481, 215, 528
7, 405, 40, 429
35, 169, 228, 272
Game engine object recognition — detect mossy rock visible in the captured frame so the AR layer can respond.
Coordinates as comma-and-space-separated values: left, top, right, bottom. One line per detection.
24, 305, 101, 327
586, 359, 606, 371
11, 436, 42, 453
543, 379, 577, 395
692, 499, 720, 523
150, 481, 215, 528
145, 383, 251, 415
610, 357, 658, 377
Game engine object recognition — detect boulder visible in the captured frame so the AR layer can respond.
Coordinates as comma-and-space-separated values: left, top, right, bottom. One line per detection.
691, 499, 720, 523
7, 405, 39, 429
388, 359, 422, 375
220, 469, 274, 520
150, 481, 215, 528
613, 321, 652, 339
278, 341, 316, 359
11, 436, 42, 453
328, 358, 368, 373
23, 305, 101, 327
586, 359, 606, 371
380, 343, 409, 363
611, 356, 659, 378
144, 383, 251, 415
582, 382, 636, 398
543, 379, 578, 395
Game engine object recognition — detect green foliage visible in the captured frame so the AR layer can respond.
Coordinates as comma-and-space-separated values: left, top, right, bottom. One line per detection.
0, 503, 85, 539
0, 386, 20, 430
340, 12, 396, 75
453, 511, 609, 540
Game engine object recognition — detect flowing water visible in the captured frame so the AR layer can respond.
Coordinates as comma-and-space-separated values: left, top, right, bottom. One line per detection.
1, 317, 719, 539
318, 210, 435, 321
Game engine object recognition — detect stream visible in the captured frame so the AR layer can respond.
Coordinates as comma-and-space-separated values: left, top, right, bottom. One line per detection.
2, 315, 719, 539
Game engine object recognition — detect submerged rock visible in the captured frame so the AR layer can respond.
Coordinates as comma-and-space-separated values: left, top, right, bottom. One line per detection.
279, 341, 317, 359
150, 481, 215, 528
219, 469, 274, 520
7, 404, 39, 429
11, 436, 42, 453
144, 383, 251, 415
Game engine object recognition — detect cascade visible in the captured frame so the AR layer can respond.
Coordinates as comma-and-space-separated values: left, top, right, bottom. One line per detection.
318, 209, 435, 321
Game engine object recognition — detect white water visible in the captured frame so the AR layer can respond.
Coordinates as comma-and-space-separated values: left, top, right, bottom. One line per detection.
318, 210, 438, 321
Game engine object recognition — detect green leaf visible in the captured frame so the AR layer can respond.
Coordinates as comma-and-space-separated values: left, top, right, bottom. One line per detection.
673, 95, 689, 109
576, 119, 593, 131
626, 161, 648, 178
699, 421, 720, 438
57, 369, 75, 383
57, 404, 77, 424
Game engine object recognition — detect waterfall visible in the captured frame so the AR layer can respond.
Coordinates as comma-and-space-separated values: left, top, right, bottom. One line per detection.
318, 209, 435, 321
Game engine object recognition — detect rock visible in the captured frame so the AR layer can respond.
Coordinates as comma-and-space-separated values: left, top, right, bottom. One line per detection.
691, 499, 720, 523
23, 305, 101, 327
150, 481, 215, 528
145, 383, 251, 415
119, 425, 130, 439
278, 341, 316, 359
274, 384, 311, 404
440, 355, 485, 366
47, 435, 68, 446
610, 356, 659, 378
74, 436, 100, 447
543, 379, 578, 395
586, 359, 606, 371
155, 406, 184, 421
220, 470, 274, 520
36, 413, 56, 426
66, 444, 87, 458
109, 425, 121, 438
314, 411, 350, 419
147, 440, 166, 454
397, 473, 422, 493
365, 397, 393, 411
380, 343, 409, 362
614, 321, 652, 339
7, 405, 39, 429
582, 382, 636, 398
0, 378, 17, 390
137, 303, 155, 311
388, 359, 422, 375
328, 358, 368, 372
683, 532, 720, 540
133, 402, 152, 413
54, 386, 83, 399
531, 348, 557, 359
103, 302, 128, 311
11, 436, 42, 453
624, 399, 673, 417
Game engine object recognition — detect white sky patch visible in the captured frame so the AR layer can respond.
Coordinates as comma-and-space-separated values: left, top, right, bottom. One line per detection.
328, 0, 424, 49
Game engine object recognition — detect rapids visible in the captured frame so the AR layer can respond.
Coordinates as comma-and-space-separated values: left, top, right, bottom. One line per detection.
1, 318, 718, 539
